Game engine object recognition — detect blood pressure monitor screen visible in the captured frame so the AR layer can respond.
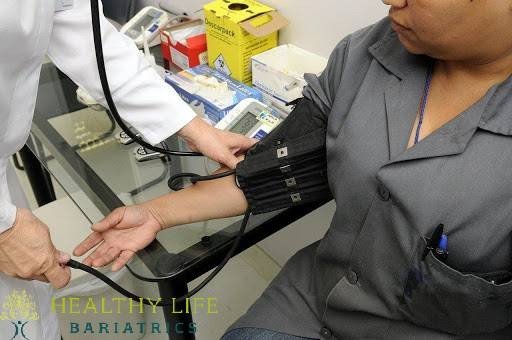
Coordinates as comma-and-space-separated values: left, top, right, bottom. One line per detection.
230, 112, 259, 135
126, 10, 162, 39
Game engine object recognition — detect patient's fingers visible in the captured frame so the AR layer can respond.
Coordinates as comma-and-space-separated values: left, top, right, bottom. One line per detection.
84, 243, 121, 268
82, 241, 108, 267
73, 231, 103, 256
93, 247, 121, 268
111, 250, 135, 272
92, 208, 126, 233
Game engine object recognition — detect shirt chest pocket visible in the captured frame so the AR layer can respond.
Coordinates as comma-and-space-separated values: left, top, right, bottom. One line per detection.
323, 178, 512, 336
399, 236, 512, 335
380, 158, 512, 335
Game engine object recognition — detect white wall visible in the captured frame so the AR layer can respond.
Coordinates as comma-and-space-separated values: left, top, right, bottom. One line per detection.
137, 0, 389, 266
140, 1, 389, 58
250, 0, 388, 58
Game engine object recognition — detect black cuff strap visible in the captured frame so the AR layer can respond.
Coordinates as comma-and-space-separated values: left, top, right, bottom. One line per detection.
236, 98, 332, 214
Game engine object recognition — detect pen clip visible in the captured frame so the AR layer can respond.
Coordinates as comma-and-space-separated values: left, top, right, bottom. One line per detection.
422, 224, 444, 260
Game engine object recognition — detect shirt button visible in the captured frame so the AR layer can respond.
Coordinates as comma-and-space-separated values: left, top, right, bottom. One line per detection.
320, 327, 332, 338
347, 270, 359, 285
377, 184, 390, 201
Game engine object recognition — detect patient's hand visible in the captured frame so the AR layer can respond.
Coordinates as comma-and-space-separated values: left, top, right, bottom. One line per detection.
73, 205, 162, 271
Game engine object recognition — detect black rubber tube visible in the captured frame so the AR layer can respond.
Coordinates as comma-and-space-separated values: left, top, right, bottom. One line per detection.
82, 0, 251, 307
66, 210, 250, 305
90, 0, 201, 157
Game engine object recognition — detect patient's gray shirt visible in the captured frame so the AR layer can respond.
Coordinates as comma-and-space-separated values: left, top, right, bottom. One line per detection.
228, 17, 512, 339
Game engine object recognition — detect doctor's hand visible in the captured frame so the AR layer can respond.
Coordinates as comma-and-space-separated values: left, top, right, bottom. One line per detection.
0, 208, 71, 289
73, 205, 163, 271
178, 116, 257, 169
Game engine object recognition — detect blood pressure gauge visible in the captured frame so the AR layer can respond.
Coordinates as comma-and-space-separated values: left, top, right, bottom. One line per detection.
120, 7, 170, 48
215, 99, 283, 140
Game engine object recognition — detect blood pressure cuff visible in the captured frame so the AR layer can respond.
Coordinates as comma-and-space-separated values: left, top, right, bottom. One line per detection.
235, 98, 333, 214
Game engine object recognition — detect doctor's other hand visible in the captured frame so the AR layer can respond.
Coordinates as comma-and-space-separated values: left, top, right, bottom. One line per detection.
73, 205, 163, 272
0, 208, 71, 289
178, 116, 257, 169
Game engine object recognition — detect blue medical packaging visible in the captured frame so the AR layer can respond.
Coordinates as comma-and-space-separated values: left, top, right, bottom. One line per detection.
165, 65, 263, 124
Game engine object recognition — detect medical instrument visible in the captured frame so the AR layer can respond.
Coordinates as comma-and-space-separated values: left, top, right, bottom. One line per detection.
63, 0, 248, 306
134, 146, 167, 162
91, 0, 201, 157
236, 128, 329, 214
66, 1, 330, 307
235, 98, 332, 214
120, 7, 170, 49
76, 22, 161, 111
215, 98, 283, 140
167, 170, 236, 191
116, 131, 135, 145
129, 143, 173, 196
79, 21, 165, 114
66, 209, 251, 306
171, 97, 331, 208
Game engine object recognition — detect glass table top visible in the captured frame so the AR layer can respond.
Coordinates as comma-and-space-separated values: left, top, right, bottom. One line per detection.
28, 62, 313, 282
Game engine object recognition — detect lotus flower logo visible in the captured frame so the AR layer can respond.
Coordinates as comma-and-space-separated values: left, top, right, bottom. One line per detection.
0, 290, 39, 340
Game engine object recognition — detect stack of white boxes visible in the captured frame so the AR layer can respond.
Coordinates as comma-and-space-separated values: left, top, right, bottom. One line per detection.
251, 44, 328, 114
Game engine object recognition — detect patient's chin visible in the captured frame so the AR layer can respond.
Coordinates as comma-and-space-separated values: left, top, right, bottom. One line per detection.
396, 35, 425, 56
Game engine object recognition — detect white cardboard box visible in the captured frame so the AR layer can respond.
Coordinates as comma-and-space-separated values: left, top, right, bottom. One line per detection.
251, 44, 328, 110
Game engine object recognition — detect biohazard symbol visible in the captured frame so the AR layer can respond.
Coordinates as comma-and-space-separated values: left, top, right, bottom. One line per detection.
214, 54, 231, 76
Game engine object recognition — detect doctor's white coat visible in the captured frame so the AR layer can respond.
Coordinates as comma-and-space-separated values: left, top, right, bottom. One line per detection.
0, 0, 196, 338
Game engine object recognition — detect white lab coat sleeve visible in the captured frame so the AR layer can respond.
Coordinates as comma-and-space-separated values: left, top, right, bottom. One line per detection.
0, 158, 17, 233
46, 0, 197, 145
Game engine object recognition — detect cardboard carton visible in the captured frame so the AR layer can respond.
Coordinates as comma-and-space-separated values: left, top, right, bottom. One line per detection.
252, 44, 328, 111
165, 65, 263, 124
204, 0, 288, 84
160, 18, 208, 70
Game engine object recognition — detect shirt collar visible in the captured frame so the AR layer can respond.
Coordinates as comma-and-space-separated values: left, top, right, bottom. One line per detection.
368, 24, 512, 137
479, 75, 512, 136
368, 24, 430, 81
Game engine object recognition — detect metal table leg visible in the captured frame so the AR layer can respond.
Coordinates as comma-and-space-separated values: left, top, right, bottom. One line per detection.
18, 144, 56, 207
158, 279, 196, 340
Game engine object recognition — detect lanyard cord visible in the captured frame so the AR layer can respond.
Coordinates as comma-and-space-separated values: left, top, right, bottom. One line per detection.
414, 66, 434, 145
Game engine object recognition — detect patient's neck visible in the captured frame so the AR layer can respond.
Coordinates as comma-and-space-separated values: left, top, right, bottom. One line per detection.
437, 48, 512, 87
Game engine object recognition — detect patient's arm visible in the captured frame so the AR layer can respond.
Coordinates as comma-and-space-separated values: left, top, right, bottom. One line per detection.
73, 97, 328, 271
73, 169, 247, 271
148, 168, 248, 229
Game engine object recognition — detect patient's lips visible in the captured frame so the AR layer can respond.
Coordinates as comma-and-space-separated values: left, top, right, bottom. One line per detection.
390, 18, 411, 33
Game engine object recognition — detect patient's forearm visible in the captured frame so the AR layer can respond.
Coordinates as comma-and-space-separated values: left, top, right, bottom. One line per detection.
142, 173, 248, 229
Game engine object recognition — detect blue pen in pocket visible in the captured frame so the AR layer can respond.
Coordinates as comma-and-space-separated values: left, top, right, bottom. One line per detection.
435, 234, 449, 262
423, 224, 444, 260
